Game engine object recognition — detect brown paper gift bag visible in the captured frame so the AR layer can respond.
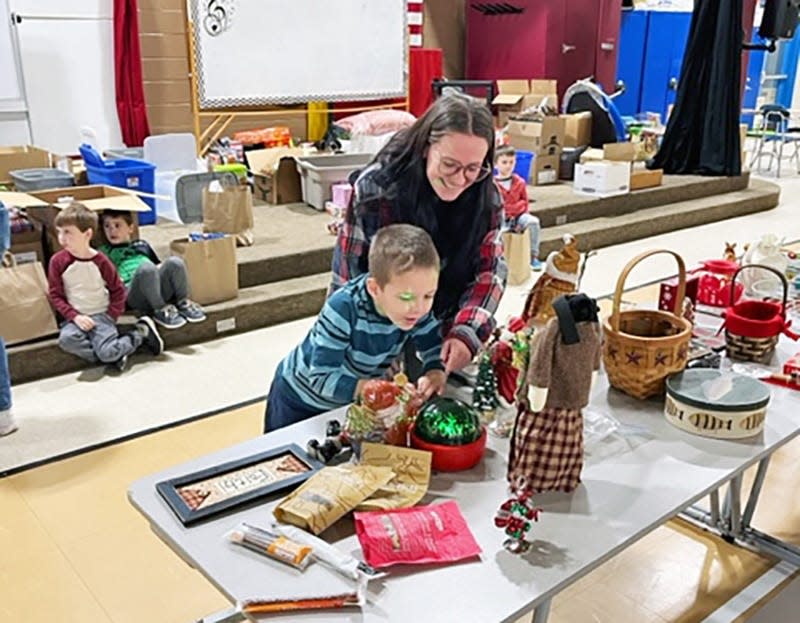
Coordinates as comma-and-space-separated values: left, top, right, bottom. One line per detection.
502, 231, 532, 285
169, 236, 239, 306
202, 185, 255, 247
0, 252, 58, 345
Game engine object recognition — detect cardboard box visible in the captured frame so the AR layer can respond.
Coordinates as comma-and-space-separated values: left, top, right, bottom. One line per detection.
573, 161, 631, 197
247, 147, 303, 204
579, 148, 605, 163
0, 146, 52, 187
521, 79, 559, 109
561, 112, 592, 148
630, 168, 663, 191
507, 117, 565, 156
530, 154, 560, 186
9, 218, 44, 264
493, 79, 559, 126
9, 239, 45, 265
492, 79, 530, 125
603, 142, 636, 162
0, 185, 151, 253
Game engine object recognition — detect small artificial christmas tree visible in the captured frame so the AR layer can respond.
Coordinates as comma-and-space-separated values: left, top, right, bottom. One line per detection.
473, 350, 499, 424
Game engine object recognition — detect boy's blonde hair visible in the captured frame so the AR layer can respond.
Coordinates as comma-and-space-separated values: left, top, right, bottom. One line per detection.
54, 203, 98, 233
368, 224, 440, 287
494, 144, 516, 163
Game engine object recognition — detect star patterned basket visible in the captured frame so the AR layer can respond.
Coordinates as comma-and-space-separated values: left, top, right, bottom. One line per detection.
602, 250, 693, 399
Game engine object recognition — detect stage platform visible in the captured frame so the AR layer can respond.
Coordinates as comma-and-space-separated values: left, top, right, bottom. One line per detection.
8, 172, 779, 384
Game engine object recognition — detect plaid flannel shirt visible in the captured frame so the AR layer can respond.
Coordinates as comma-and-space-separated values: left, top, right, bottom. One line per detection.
330, 168, 508, 356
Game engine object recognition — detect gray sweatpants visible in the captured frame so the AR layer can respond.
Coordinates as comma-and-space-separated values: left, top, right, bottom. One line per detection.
127, 257, 189, 313
58, 313, 142, 364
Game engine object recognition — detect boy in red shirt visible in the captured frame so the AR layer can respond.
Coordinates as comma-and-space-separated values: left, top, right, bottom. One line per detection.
47, 203, 164, 372
494, 145, 541, 270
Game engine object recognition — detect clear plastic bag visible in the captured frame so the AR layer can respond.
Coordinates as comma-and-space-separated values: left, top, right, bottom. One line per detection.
583, 406, 654, 464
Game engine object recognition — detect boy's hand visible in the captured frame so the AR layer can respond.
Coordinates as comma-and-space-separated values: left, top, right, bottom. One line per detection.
417, 369, 447, 400
73, 314, 95, 332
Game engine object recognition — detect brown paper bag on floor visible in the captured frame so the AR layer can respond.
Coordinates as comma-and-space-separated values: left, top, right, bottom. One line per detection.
169, 236, 239, 306
502, 231, 532, 285
202, 185, 255, 247
0, 252, 58, 345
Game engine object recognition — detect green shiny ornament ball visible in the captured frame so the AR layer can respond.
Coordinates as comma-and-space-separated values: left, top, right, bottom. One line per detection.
413, 397, 482, 446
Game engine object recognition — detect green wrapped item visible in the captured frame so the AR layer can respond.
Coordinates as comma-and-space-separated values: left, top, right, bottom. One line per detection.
413, 397, 482, 446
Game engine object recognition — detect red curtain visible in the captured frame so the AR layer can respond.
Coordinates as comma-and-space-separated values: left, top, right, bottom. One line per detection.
114, 0, 150, 146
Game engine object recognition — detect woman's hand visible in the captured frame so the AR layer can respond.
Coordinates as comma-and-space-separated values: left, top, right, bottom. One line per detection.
441, 338, 473, 374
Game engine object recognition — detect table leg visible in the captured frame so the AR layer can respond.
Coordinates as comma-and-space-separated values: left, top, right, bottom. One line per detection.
193, 607, 244, 623
532, 598, 552, 623
680, 458, 800, 567
709, 489, 721, 528
728, 473, 743, 539
741, 456, 770, 531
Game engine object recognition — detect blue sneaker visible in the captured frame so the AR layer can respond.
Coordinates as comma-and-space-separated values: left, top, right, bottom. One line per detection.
531, 258, 543, 271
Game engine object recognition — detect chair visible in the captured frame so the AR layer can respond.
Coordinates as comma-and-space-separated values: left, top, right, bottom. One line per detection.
747, 104, 800, 177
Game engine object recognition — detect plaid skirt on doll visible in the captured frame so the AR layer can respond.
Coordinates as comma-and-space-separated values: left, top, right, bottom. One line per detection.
508, 406, 583, 494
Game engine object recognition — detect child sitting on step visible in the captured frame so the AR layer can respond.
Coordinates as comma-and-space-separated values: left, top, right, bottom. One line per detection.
48, 203, 164, 372
494, 145, 542, 271
99, 210, 206, 329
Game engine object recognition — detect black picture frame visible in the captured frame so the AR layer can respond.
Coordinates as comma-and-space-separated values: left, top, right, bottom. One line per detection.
156, 443, 323, 526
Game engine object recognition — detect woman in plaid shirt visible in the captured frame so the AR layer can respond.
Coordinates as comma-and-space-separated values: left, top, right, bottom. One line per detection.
331, 92, 508, 374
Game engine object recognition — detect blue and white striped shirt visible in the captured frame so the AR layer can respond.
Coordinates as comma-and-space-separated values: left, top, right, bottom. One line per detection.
278, 274, 443, 411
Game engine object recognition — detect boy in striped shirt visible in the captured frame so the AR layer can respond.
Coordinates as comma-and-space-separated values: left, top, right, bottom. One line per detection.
264, 224, 446, 432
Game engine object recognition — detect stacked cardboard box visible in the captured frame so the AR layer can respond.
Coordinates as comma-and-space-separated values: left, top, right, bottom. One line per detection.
493, 79, 562, 186
492, 79, 559, 128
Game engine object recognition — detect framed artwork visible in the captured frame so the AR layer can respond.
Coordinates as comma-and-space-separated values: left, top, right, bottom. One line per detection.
156, 443, 323, 526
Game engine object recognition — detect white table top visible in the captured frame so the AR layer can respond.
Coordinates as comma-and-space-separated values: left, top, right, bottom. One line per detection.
128, 339, 800, 623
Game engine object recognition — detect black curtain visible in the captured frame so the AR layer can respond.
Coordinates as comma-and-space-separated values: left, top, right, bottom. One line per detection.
650, 0, 742, 176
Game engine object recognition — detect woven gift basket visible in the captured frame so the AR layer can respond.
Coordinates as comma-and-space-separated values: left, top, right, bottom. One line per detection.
603, 250, 693, 399
724, 264, 798, 364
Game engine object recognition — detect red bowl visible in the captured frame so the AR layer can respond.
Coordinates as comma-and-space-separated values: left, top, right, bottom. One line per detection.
410, 426, 487, 472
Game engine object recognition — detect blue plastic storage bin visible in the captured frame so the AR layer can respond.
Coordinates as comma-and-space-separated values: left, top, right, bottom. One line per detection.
79, 144, 156, 225
513, 150, 533, 183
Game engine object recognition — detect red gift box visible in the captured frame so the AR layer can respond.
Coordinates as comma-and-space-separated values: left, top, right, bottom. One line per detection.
659, 273, 699, 312
784, 352, 800, 380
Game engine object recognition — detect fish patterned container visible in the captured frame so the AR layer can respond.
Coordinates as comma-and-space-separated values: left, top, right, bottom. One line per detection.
664, 369, 770, 439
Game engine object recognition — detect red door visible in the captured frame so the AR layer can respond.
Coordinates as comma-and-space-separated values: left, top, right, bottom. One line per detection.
558, 0, 601, 99
594, 0, 623, 94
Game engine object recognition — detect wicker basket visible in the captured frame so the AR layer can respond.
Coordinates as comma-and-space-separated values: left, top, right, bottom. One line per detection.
724, 264, 792, 363
603, 250, 693, 399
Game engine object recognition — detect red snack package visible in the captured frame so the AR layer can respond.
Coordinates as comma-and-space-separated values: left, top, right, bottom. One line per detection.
354, 500, 482, 568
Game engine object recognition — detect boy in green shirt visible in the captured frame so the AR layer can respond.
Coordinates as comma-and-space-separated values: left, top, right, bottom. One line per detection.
99, 210, 206, 329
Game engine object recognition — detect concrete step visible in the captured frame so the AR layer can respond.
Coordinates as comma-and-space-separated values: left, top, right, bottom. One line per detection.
8, 273, 329, 385
137, 173, 752, 287
537, 177, 780, 258
530, 171, 750, 227
9, 176, 779, 385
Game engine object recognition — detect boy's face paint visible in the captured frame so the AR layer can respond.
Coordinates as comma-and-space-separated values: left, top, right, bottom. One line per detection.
367, 267, 439, 330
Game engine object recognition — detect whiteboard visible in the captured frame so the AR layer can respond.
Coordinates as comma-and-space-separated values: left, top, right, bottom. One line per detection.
0, 0, 25, 112
14, 14, 122, 153
190, 0, 407, 109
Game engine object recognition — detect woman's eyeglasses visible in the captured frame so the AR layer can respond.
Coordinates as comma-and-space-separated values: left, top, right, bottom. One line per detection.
437, 156, 492, 183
